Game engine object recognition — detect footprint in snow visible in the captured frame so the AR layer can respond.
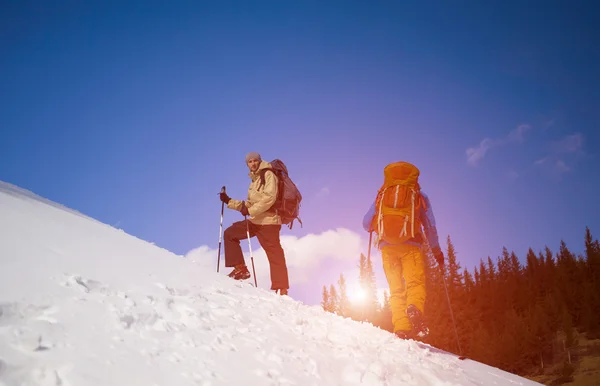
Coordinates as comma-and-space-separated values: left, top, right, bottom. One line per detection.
7, 327, 60, 354
0, 303, 58, 326
0, 302, 64, 356
154, 282, 191, 296
2, 365, 70, 386
207, 304, 236, 318
59, 274, 109, 295
254, 368, 296, 385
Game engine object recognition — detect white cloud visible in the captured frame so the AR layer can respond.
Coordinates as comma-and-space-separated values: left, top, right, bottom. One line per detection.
535, 133, 585, 174
507, 170, 520, 179
184, 245, 221, 271
466, 138, 494, 167
280, 228, 362, 268
466, 123, 532, 166
185, 228, 363, 290
552, 133, 584, 154
555, 159, 570, 173
316, 187, 330, 198
543, 118, 556, 130
508, 124, 532, 142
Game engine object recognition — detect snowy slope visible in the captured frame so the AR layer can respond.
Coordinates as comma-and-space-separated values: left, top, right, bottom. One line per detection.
0, 181, 541, 386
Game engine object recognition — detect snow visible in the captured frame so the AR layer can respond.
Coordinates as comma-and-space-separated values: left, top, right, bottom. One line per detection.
0, 180, 541, 385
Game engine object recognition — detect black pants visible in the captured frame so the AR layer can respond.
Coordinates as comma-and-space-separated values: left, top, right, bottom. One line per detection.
224, 220, 289, 290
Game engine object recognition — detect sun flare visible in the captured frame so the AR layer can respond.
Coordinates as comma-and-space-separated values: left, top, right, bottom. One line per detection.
349, 285, 366, 303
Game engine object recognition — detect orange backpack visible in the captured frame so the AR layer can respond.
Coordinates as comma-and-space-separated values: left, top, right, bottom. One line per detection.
370, 162, 427, 245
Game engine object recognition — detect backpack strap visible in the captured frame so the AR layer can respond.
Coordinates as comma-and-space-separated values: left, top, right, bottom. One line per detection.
376, 186, 389, 237
257, 168, 274, 190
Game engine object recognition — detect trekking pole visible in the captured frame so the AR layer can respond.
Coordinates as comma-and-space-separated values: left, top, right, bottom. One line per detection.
245, 216, 258, 287
441, 268, 463, 356
367, 231, 373, 260
364, 231, 372, 321
216, 186, 226, 272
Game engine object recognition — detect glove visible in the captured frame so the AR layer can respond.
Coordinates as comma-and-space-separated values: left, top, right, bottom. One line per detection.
240, 201, 250, 217
219, 192, 230, 204
432, 247, 444, 267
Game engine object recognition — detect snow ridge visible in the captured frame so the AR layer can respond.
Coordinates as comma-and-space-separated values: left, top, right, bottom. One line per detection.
0, 181, 541, 385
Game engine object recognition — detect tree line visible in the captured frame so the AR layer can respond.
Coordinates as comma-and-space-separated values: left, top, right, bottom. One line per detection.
321, 227, 600, 377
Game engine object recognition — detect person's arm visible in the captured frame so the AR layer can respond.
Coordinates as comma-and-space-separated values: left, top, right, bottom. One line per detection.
421, 193, 444, 265
363, 201, 376, 232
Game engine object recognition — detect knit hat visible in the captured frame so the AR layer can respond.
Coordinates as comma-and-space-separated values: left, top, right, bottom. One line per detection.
245, 152, 262, 163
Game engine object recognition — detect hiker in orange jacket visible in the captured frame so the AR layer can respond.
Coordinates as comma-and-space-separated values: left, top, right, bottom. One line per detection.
362, 161, 444, 340
219, 152, 290, 295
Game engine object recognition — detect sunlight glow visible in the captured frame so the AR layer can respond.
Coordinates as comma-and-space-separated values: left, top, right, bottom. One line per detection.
349, 285, 366, 303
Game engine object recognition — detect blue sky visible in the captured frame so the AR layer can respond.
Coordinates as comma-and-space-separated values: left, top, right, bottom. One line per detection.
1, 1, 599, 305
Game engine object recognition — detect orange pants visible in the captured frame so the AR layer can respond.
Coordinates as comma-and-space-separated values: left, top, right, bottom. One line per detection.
381, 243, 426, 332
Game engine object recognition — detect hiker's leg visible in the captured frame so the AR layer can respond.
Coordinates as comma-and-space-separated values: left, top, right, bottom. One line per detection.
401, 244, 426, 314
381, 245, 410, 333
224, 220, 253, 267
255, 224, 289, 290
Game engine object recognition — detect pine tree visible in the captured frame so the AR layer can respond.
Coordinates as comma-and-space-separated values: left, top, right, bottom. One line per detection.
498, 308, 529, 373
359, 253, 367, 285
496, 248, 511, 312
329, 284, 339, 314
476, 258, 493, 327
337, 273, 350, 317
581, 281, 599, 337
424, 237, 450, 350
584, 227, 600, 288
509, 250, 522, 274
446, 236, 463, 289
463, 269, 475, 293
487, 255, 502, 326
487, 256, 497, 281
556, 240, 583, 326
383, 290, 391, 312
541, 246, 556, 299
321, 286, 330, 312
365, 252, 380, 321
355, 252, 379, 322
461, 266, 477, 356
561, 305, 575, 350
584, 227, 600, 335
380, 289, 393, 332
508, 251, 526, 313
527, 303, 554, 370
525, 248, 541, 303
444, 236, 466, 352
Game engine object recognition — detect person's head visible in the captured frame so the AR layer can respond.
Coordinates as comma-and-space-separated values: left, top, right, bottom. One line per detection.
245, 152, 262, 173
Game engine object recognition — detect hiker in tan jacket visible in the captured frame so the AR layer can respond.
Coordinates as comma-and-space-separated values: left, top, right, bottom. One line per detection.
219, 152, 290, 295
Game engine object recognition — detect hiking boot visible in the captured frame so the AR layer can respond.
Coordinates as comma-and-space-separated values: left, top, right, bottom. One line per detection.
395, 330, 412, 340
406, 304, 429, 339
228, 265, 251, 280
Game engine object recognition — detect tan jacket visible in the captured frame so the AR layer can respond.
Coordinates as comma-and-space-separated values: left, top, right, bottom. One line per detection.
227, 160, 281, 225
